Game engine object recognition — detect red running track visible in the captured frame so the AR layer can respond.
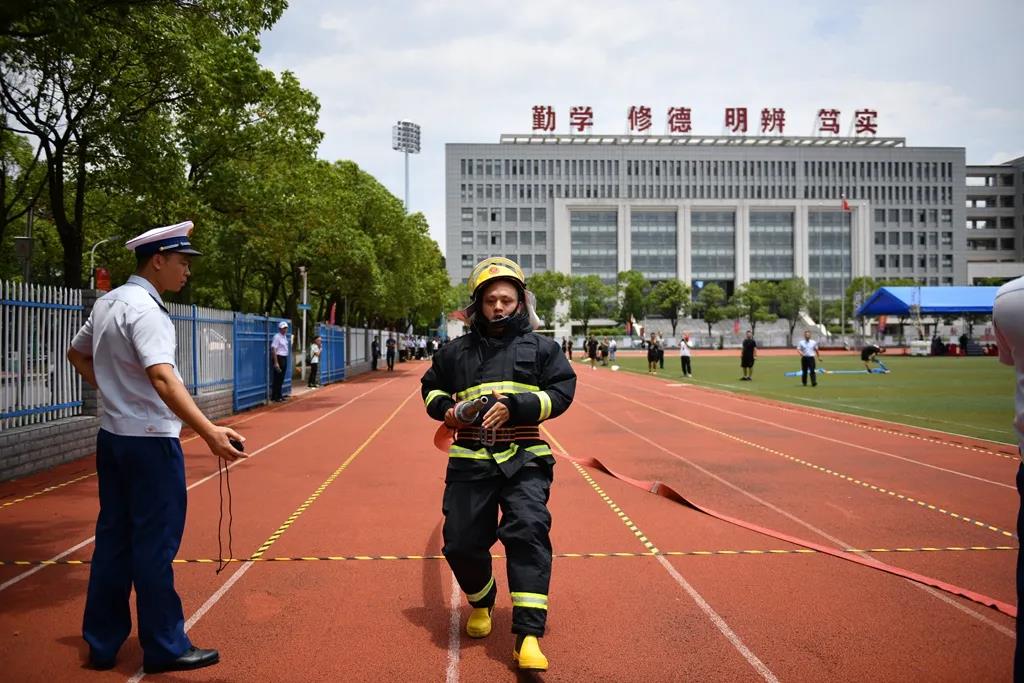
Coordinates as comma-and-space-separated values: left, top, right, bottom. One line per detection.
0, 362, 1016, 681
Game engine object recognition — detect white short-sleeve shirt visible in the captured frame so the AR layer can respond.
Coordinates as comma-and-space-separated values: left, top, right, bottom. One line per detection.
797, 339, 819, 357
993, 276, 1024, 453
71, 275, 182, 437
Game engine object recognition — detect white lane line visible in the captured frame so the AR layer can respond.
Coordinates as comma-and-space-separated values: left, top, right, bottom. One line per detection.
126, 560, 257, 683
0, 379, 395, 593
653, 554, 779, 682
598, 374, 1012, 490
446, 572, 461, 683
579, 399, 1015, 639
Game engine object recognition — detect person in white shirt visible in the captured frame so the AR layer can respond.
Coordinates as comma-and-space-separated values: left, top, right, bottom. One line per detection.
796, 330, 821, 387
308, 335, 322, 388
679, 334, 693, 377
66, 220, 244, 674
993, 275, 1024, 679
270, 321, 290, 402
608, 337, 617, 363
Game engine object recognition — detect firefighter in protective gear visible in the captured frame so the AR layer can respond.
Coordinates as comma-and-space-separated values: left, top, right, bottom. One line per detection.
421, 257, 576, 671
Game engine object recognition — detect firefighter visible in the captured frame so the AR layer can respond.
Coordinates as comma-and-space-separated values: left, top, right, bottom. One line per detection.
421, 257, 576, 672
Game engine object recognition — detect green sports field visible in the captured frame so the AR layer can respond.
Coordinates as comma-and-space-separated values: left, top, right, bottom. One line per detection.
604, 353, 1015, 445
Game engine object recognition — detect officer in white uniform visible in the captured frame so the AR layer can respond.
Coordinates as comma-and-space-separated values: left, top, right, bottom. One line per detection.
67, 221, 246, 674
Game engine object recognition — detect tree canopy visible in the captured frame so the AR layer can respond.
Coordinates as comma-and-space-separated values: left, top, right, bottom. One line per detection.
0, 0, 449, 332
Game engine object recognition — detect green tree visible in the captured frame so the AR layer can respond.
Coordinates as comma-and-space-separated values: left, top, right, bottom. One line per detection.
649, 279, 691, 336
731, 281, 778, 335
774, 277, 810, 346
526, 270, 570, 327
616, 270, 651, 325
570, 275, 614, 337
693, 282, 728, 338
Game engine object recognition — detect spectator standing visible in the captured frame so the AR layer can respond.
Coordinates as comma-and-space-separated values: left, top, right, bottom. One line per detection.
386, 336, 396, 371
599, 337, 609, 366
647, 333, 660, 374
270, 321, 290, 402
679, 334, 692, 377
371, 337, 380, 371
959, 332, 969, 356
609, 337, 617, 363
307, 335, 322, 388
740, 330, 757, 381
657, 332, 665, 369
796, 330, 821, 387
586, 335, 598, 370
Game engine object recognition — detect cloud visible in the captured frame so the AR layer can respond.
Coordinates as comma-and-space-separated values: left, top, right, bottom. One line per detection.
259, 0, 1024, 257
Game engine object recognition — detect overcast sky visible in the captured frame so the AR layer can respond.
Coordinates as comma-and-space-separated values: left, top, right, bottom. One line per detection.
259, 0, 1024, 252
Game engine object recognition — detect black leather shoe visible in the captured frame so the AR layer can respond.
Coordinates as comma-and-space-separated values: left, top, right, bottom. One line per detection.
87, 656, 115, 670
143, 647, 219, 674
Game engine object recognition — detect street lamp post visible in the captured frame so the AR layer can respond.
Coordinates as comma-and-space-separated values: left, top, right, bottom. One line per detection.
89, 237, 113, 289
391, 120, 421, 212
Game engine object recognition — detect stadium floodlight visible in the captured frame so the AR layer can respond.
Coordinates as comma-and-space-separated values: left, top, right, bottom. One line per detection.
392, 120, 421, 211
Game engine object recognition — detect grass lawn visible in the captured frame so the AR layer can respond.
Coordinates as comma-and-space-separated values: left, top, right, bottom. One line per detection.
603, 353, 1015, 445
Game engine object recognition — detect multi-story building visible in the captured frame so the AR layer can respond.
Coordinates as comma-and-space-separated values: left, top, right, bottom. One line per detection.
965, 156, 1024, 284
445, 134, 970, 306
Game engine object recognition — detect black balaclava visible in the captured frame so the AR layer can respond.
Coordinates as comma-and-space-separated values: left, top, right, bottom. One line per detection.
472, 280, 528, 338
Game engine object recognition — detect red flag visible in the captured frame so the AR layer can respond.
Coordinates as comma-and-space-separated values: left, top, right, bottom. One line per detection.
841, 196, 850, 211
329, 302, 336, 326
733, 319, 741, 334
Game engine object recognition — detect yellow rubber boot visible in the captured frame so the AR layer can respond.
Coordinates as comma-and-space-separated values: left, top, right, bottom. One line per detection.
466, 607, 492, 638
513, 635, 548, 671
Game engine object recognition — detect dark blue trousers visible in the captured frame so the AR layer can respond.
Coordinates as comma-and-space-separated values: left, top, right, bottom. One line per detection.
83, 429, 191, 666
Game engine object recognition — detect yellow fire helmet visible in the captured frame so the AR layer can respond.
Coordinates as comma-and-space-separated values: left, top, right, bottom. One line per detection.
467, 257, 526, 298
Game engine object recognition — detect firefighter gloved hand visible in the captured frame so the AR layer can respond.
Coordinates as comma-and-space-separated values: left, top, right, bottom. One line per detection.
444, 407, 470, 429
481, 390, 510, 430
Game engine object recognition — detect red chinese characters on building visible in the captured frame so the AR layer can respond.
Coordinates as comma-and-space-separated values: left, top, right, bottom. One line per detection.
667, 107, 692, 133
531, 105, 556, 132
760, 107, 785, 133
724, 107, 747, 133
569, 106, 594, 132
627, 105, 652, 132
854, 109, 878, 135
817, 108, 841, 134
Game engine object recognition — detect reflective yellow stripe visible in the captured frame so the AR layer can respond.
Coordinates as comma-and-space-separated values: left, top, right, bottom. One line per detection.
448, 445, 492, 460
467, 576, 495, 603
492, 444, 519, 464
525, 445, 552, 457
455, 381, 539, 401
424, 389, 450, 408
511, 592, 548, 610
532, 391, 551, 421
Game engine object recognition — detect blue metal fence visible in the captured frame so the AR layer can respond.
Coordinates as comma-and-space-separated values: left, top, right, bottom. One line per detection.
167, 303, 234, 395
318, 323, 346, 385
233, 315, 293, 412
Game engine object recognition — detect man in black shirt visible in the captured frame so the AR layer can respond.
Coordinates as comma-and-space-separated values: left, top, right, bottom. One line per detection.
740, 330, 757, 381
861, 343, 887, 372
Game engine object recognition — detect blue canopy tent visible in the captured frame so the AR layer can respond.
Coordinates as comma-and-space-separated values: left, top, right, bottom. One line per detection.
854, 286, 998, 317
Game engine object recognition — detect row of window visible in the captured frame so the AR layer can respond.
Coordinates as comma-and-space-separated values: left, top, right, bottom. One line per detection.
461, 230, 548, 248
873, 253, 954, 270
459, 158, 955, 183
966, 238, 1016, 251
873, 231, 954, 249
968, 218, 1016, 229
874, 208, 953, 226
459, 182, 955, 205
460, 206, 548, 224
460, 253, 548, 270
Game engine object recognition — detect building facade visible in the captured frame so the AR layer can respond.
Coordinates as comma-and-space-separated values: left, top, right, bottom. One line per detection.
446, 134, 970, 304
965, 156, 1024, 284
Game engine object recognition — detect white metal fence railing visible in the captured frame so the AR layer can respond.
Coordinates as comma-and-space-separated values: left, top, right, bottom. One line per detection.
166, 303, 234, 395
348, 328, 367, 364
1, 281, 83, 431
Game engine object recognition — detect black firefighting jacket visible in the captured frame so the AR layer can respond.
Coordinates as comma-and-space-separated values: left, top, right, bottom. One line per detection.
421, 314, 576, 481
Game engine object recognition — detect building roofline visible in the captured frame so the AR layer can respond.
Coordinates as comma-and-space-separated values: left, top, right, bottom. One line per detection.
496, 133, 908, 147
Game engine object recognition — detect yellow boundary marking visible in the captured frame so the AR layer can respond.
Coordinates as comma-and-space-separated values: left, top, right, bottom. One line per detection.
247, 390, 415, 560
1, 545, 1014, 567
0, 382, 342, 511
541, 425, 662, 555
596, 385, 1017, 539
